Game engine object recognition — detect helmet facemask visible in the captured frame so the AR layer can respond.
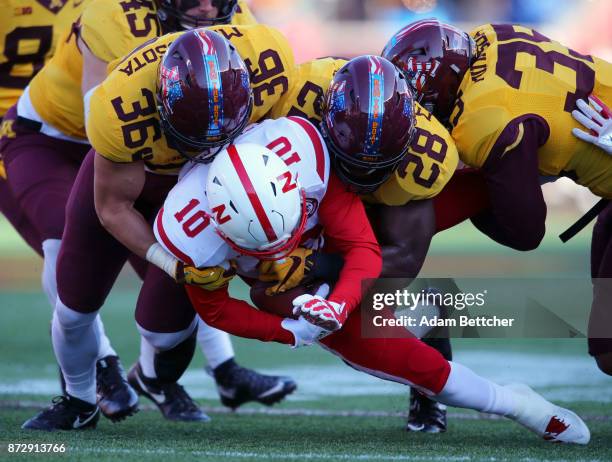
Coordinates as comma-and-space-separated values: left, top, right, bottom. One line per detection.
157, 0, 238, 31
321, 119, 410, 194
215, 189, 309, 261
158, 94, 253, 164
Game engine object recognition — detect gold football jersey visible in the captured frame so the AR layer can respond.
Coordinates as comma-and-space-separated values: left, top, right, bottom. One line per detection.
233, 0, 257, 26
270, 57, 458, 204
269, 57, 346, 124
27, 0, 258, 140
370, 103, 459, 204
87, 24, 295, 174
451, 23, 612, 198
0, 0, 87, 117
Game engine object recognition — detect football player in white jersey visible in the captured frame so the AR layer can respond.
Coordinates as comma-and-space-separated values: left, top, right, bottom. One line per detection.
147, 118, 590, 445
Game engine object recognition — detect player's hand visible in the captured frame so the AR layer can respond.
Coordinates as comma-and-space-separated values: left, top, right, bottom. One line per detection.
281, 316, 331, 348
572, 95, 612, 154
258, 247, 315, 296
0, 160, 6, 180
177, 261, 236, 290
292, 294, 346, 332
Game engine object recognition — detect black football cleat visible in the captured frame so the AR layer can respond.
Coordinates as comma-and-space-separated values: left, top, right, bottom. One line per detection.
96, 356, 139, 422
127, 363, 210, 422
22, 395, 100, 431
212, 360, 297, 409
406, 389, 447, 433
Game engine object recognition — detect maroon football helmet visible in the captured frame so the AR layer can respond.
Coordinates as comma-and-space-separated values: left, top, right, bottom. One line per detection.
156, 0, 238, 32
321, 55, 416, 193
382, 18, 475, 123
157, 29, 253, 162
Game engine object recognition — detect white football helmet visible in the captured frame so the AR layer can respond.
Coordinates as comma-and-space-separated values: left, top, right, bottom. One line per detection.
206, 143, 307, 260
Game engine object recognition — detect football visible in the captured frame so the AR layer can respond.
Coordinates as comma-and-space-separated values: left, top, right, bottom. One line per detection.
250, 280, 331, 319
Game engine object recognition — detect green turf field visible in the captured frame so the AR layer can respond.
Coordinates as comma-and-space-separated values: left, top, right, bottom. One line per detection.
1, 216, 611, 461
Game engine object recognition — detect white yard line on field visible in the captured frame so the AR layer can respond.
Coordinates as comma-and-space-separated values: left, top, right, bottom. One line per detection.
1, 400, 611, 422
46, 447, 606, 462
1, 350, 609, 402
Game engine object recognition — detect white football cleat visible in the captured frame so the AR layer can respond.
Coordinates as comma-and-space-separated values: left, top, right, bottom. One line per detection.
507, 383, 590, 445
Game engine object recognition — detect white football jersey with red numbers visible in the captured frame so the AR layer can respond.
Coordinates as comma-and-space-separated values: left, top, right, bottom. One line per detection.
153, 116, 330, 276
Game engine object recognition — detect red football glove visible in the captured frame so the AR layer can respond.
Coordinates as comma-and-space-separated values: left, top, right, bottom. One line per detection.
292, 295, 346, 332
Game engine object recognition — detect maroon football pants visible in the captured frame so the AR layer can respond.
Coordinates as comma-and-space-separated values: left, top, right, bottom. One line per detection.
432, 168, 489, 233
1, 108, 90, 242
588, 201, 612, 356
57, 150, 195, 332
0, 106, 148, 279
0, 175, 42, 256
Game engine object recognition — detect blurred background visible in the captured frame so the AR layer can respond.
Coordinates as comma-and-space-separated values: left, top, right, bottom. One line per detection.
247, 0, 609, 231
248, 0, 612, 62
1, 0, 611, 428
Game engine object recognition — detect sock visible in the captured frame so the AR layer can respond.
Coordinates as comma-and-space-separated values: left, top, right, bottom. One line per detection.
41, 239, 61, 308
43, 239, 117, 361
137, 318, 198, 383
52, 299, 100, 405
434, 361, 517, 417
154, 330, 197, 384
139, 336, 157, 379
95, 315, 117, 360
197, 318, 234, 369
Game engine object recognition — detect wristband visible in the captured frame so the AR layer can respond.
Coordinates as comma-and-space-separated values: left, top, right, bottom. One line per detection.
146, 243, 179, 279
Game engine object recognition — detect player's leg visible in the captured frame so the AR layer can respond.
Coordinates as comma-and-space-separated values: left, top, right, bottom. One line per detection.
132, 264, 209, 422
319, 309, 590, 444
468, 118, 548, 251
0, 174, 42, 256
132, 265, 296, 419
23, 151, 138, 430
1, 116, 91, 303
588, 201, 612, 375
367, 199, 455, 433
0, 112, 43, 255
432, 168, 490, 232
1, 125, 130, 427
197, 317, 297, 409
127, 253, 149, 280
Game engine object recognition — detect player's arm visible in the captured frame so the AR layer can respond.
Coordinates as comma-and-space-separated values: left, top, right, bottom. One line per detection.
187, 284, 328, 348
317, 174, 383, 314
79, 36, 108, 97
186, 285, 295, 345
368, 199, 435, 279
291, 174, 382, 332
470, 116, 549, 251
93, 154, 154, 257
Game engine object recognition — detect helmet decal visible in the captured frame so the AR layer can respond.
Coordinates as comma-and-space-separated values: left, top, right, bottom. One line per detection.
160, 65, 182, 113
195, 30, 224, 137
365, 56, 384, 156
329, 80, 346, 111
402, 92, 414, 119
157, 0, 239, 32
402, 57, 440, 92
324, 80, 345, 130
